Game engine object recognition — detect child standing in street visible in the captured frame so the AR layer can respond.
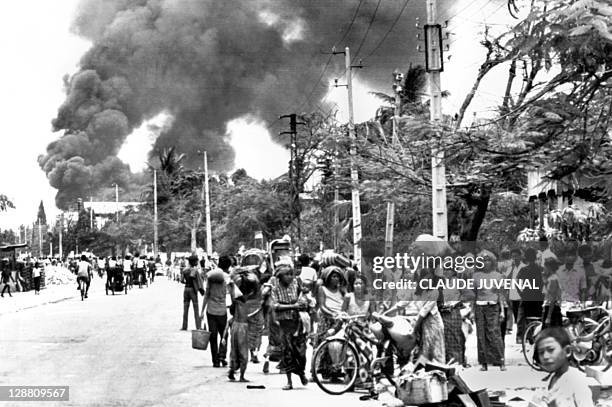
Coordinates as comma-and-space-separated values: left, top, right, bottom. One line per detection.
531, 327, 594, 407
228, 279, 249, 382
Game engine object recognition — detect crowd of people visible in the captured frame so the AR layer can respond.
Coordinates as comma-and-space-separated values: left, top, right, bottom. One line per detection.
171, 239, 609, 404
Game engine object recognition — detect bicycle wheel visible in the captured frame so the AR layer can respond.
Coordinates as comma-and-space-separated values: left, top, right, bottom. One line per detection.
522, 320, 543, 371
312, 338, 359, 395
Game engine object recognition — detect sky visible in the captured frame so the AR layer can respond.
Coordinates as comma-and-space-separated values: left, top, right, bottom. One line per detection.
0, 0, 518, 232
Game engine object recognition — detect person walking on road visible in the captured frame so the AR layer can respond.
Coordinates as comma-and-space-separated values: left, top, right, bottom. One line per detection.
202, 255, 231, 367
473, 250, 506, 371
1, 267, 15, 297
77, 255, 93, 298
32, 262, 42, 295
271, 264, 309, 390
181, 254, 204, 331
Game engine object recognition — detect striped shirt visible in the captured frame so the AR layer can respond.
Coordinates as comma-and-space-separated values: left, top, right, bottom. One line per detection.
271, 279, 300, 320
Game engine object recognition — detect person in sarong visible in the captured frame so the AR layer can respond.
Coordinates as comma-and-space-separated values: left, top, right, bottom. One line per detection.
261, 270, 282, 374
228, 275, 250, 382
473, 250, 506, 371
439, 270, 474, 366
412, 269, 446, 364
244, 272, 265, 364
271, 264, 309, 390
314, 266, 346, 347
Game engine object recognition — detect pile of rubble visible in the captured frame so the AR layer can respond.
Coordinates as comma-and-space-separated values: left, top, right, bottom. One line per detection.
44, 265, 76, 286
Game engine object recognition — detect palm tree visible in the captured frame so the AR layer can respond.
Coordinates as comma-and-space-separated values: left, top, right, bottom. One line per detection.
157, 147, 185, 178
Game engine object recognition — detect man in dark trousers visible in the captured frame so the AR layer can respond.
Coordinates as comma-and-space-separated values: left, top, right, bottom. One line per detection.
202, 255, 232, 367
516, 247, 544, 341
1, 266, 15, 297
181, 254, 205, 331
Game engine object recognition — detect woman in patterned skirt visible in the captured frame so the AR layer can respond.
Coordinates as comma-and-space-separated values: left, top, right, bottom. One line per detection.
473, 250, 506, 371
271, 264, 309, 390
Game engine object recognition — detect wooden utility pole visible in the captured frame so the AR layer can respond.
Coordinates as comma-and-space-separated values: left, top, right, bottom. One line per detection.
153, 170, 158, 257
425, 0, 448, 240
203, 152, 213, 255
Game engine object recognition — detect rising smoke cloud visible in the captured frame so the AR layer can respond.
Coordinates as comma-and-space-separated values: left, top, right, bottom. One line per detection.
39, 0, 468, 209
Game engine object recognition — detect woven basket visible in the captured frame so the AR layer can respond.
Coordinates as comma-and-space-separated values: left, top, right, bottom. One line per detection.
396, 371, 448, 405
191, 329, 211, 350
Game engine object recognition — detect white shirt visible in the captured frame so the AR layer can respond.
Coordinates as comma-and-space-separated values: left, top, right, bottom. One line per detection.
508, 262, 526, 301
33, 268, 41, 278
77, 261, 91, 278
299, 266, 317, 282
532, 367, 594, 407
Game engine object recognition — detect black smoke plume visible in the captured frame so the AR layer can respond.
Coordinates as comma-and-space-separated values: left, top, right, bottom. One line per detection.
40, 0, 468, 208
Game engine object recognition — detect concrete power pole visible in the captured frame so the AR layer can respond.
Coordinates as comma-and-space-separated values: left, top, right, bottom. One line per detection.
385, 71, 404, 258
58, 214, 63, 260
90, 196, 94, 229
203, 152, 213, 255
153, 170, 158, 257
425, 0, 448, 240
115, 184, 119, 223
344, 47, 362, 270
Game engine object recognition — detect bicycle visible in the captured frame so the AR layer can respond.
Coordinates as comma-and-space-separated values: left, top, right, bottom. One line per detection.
522, 305, 612, 371
312, 314, 393, 396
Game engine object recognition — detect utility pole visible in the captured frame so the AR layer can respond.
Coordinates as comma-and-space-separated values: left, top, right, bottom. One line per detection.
203, 152, 212, 255
385, 70, 404, 258
424, 0, 448, 240
153, 169, 158, 257
333, 150, 340, 252
58, 214, 63, 260
89, 196, 93, 229
115, 184, 119, 222
280, 114, 305, 245
333, 46, 363, 269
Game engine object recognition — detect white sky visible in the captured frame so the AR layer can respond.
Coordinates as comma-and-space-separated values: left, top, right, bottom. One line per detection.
0, 0, 517, 232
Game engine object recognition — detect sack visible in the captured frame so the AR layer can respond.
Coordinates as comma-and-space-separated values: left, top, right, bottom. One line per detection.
396, 370, 448, 405
192, 327, 211, 350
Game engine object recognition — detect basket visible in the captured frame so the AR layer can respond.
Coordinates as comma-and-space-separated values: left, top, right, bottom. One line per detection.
396, 370, 448, 405
191, 328, 211, 350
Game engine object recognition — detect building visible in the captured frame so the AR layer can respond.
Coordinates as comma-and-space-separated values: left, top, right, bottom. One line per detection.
64, 201, 143, 230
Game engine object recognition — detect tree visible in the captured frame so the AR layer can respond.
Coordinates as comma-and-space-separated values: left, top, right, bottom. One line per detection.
0, 195, 14, 212
353, 0, 612, 241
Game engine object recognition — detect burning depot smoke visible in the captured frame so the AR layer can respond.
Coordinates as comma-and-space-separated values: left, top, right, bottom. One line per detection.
39, 0, 463, 209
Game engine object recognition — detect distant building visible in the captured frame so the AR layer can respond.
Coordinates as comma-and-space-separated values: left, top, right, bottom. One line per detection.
64, 201, 143, 230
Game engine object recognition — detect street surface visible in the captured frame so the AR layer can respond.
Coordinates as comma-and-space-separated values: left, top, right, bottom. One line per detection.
1, 278, 608, 406
0, 278, 383, 407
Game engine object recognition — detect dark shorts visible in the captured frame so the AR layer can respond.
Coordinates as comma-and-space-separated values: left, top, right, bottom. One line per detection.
77, 276, 90, 285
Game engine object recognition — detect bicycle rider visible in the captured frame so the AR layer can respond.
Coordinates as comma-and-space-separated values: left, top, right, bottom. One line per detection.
77, 254, 93, 298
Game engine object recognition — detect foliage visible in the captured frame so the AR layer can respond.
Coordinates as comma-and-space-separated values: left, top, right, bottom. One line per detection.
0, 195, 15, 212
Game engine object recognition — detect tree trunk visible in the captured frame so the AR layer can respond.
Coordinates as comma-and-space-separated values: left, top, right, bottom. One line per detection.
448, 184, 492, 241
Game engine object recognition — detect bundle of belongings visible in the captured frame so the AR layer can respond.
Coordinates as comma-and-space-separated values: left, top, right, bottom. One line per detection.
393, 358, 507, 407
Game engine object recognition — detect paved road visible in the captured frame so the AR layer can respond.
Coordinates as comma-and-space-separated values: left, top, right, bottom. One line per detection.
0, 279, 382, 407
4, 278, 608, 406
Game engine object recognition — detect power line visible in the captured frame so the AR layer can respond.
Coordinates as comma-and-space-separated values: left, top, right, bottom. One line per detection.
362, 0, 413, 62
295, 0, 366, 113
353, 0, 383, 61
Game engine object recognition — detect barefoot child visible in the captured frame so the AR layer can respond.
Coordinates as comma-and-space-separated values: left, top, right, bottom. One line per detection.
228, 280, 250, 382
531, 327, 594, 407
